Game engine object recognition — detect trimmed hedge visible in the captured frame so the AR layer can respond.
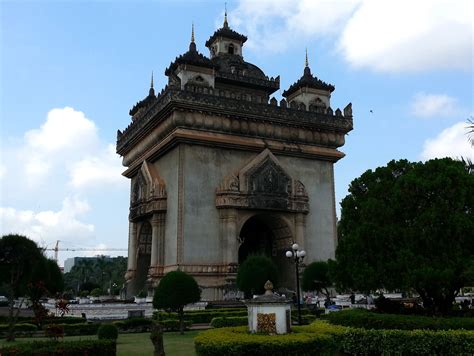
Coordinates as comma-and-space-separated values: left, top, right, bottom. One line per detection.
61, 323, 100, 336
160, 319, 193, 331
154, 309, 247, 324
210, 316, 247, 328
112, 317, 153, 332
194, 320, 474, 356
0, 339, 116, 355
335, 328, 474, 355
97, 324, 118, 340
0, 323, 38, 334
195, 322, 343, 356
0, 317, 86, 326
326, 308, 474, 330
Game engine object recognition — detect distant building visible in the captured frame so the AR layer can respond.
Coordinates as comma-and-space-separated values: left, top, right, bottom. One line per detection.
63, 255, 111, 273
117, 14, 353, 299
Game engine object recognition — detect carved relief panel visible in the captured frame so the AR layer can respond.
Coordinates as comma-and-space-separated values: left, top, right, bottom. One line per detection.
216, 149, 309, 213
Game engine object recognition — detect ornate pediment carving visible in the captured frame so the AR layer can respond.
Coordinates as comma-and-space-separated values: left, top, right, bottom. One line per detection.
130, 160, 167, 220
216, 149, 309, 213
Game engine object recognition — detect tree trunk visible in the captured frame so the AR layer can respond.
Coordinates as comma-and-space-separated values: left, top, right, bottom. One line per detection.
150, 321, 165, 356
7, 295, 15, 342
179, 307, 184, 335
7, 294, 22, 342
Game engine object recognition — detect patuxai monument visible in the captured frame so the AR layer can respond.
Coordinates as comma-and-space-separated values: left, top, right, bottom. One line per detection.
117, 15, 353, 300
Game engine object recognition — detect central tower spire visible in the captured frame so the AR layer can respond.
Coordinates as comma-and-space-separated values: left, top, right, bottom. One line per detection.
223, 3, 228, 28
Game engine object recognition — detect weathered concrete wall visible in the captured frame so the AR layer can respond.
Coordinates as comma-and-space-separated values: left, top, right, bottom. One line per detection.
150, 147, 179, 266
278, 155, 337, 261
182, 144, 254, 264
180, 144, 336, 265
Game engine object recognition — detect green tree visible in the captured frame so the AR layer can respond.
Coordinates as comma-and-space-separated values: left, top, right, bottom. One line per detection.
0, 234, 45, 341
28, 257, 64, 325
236, 255, 278, 298
301, 261, 333, 304
64, 256, 127, 295
335, 158, 474, 314
152, 270, 201, 334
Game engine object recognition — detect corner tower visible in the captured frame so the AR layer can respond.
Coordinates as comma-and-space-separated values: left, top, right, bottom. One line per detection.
117, 17, 353, 300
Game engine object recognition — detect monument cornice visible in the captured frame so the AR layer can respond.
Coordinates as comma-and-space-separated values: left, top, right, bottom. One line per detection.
117, 86, 353, 156
121, 128, 345, 178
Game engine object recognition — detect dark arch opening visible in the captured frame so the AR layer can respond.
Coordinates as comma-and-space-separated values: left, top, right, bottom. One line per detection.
228, 44, 235, 55
239, 216, 274, 264
132, 221, 152, 296
238, 214, 294, 291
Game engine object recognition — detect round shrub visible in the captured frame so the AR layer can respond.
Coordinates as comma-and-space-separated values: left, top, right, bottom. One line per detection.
236, 255, 278, 297
90, 288, 103, 297
97, 324, 118, 340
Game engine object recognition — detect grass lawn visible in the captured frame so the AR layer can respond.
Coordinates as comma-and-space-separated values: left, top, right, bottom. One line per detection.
0, 331, 201, 356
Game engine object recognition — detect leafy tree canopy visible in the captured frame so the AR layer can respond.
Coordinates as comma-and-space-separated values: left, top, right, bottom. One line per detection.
236, 255, 278, 298
0, 234, 64, 341
153, 270, 200, 311
335, 158, 474, 314
153, 270, 200, 334
63, 256, 127, 295
302, 261, 334, 301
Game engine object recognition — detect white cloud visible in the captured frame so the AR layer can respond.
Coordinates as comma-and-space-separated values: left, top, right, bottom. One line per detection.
232, 0, 473, 72
339, 0, 473, 72
69, 144, 126, 188
21, 107, 100, 184
411, 92, 459, 118
25, 107, 98, 154
232, 0, 359, 53
421, 121, 474, 160
0, 196, 95, 247
13, 106, 124, 189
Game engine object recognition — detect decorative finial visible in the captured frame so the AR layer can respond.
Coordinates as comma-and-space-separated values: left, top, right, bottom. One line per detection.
223, 3, 228, 28
304, 48, 311, 76
264, 280, 274, 295
189, 23, 197, 52
149, 71, 155, 96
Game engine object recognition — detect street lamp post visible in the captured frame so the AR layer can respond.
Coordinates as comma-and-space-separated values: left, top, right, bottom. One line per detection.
285, 243, 306, 325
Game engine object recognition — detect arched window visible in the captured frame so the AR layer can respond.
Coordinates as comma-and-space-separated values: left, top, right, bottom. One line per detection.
228, 44, 235, 55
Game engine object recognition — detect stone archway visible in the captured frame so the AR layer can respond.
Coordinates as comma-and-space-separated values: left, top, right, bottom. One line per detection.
129, 221, 152, 296
238, 214, 295, 290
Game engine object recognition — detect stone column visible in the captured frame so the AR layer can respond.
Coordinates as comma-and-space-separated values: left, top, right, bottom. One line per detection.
220, 209, 238, 265
295, 214, 305, 247
158, 214, 166, 266
150, 214, 160, 268
126, 221, 138, 280
226, 210, 238, 265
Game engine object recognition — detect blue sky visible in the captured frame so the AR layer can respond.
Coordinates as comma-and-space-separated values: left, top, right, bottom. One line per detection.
1, 0, 473, 266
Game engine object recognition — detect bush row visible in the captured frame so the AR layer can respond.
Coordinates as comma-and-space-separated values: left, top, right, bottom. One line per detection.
326, 308, 474, 330
0, 317, 85, 327
195, 322, 342, 356
0, 323, 38, 333
47, 323, 100, 336
154, 309, 247, 324
0, 339, 116, 356
112, 317, 153, 331
195, 320, 474, 356
210, 316, 247, 328
335, 327, 474, 355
